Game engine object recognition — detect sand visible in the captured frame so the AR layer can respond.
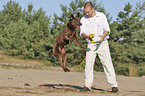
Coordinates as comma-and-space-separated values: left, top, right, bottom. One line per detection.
0, 68, 145, 96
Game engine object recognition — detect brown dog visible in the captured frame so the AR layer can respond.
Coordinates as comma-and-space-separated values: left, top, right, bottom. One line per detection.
48, 12, 85, 72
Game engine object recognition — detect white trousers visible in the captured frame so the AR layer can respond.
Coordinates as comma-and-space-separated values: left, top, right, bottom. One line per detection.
85, 40, 118, 89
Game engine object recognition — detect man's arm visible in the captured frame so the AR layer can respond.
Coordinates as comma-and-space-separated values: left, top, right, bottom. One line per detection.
81, 33, 89, 40
98, 31, 109, 42
81, 31, 109, 43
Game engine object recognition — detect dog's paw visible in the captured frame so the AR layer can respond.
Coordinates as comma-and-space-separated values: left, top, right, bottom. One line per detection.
65, 66, 70, 72
82, 47, 86, 51
84, 48, 86, 50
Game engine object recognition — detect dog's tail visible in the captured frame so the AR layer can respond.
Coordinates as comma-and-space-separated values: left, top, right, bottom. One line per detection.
48, 49, 53, 54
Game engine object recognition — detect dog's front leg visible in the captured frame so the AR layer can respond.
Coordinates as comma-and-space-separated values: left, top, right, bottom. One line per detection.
73, 32, 86, 50
64, 36, 72, 44
74, 39, 86, 50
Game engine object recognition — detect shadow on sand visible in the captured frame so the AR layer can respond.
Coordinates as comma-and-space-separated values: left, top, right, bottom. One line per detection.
39, 84, 112, 92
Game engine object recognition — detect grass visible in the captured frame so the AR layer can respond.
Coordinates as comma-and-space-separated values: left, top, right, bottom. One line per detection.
0, 55, 63, 71
0, 55, 44, 65
129, 64, 138, 77
1, 65, 40, 70
0, 55, 46, 70
0, 54, 81, 72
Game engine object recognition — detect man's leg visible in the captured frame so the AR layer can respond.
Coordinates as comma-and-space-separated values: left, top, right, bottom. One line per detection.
97, 40, 118, 88
84, 44, 97, 89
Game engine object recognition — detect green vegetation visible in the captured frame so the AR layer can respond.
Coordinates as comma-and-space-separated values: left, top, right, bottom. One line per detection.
0, 0, 144, 76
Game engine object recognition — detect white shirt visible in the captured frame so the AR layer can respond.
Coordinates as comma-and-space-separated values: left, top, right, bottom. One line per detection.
80, 11, 110, 43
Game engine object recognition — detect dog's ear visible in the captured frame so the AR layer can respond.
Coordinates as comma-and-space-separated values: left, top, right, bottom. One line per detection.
70, 14, 74, 21
76, 12, 80, 18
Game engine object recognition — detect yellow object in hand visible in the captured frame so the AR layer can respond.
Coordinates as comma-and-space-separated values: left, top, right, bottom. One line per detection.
89, 34, 95, 43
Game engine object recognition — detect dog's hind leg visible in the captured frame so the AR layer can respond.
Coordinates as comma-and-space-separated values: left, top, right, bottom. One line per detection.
53, 47, 66, 72
62, 48, 70, 72
56, 55, 67, 72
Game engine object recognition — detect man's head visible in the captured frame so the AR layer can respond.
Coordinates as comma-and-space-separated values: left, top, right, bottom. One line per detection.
84, 2, 95, 17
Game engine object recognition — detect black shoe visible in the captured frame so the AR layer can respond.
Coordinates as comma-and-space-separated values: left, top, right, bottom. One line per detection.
112, 87, 119, 93
80, 86, 90, 92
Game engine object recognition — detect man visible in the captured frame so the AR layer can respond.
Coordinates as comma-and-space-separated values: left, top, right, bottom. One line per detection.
80, 2, 119, 92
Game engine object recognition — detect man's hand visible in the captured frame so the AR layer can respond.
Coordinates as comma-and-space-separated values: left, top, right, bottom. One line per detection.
98, 35, 104, 42
81, 33, 89, 40
98, 31, 109, 42
89, 34, 95, 43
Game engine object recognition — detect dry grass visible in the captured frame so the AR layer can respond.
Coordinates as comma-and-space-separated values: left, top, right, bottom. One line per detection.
129, 64, 138, 77
0, 55, 46, 70
0, 55, 43, 65
0, 55, 65, 71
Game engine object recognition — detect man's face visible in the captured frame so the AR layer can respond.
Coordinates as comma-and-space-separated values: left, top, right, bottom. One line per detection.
84, 7, 94, 17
